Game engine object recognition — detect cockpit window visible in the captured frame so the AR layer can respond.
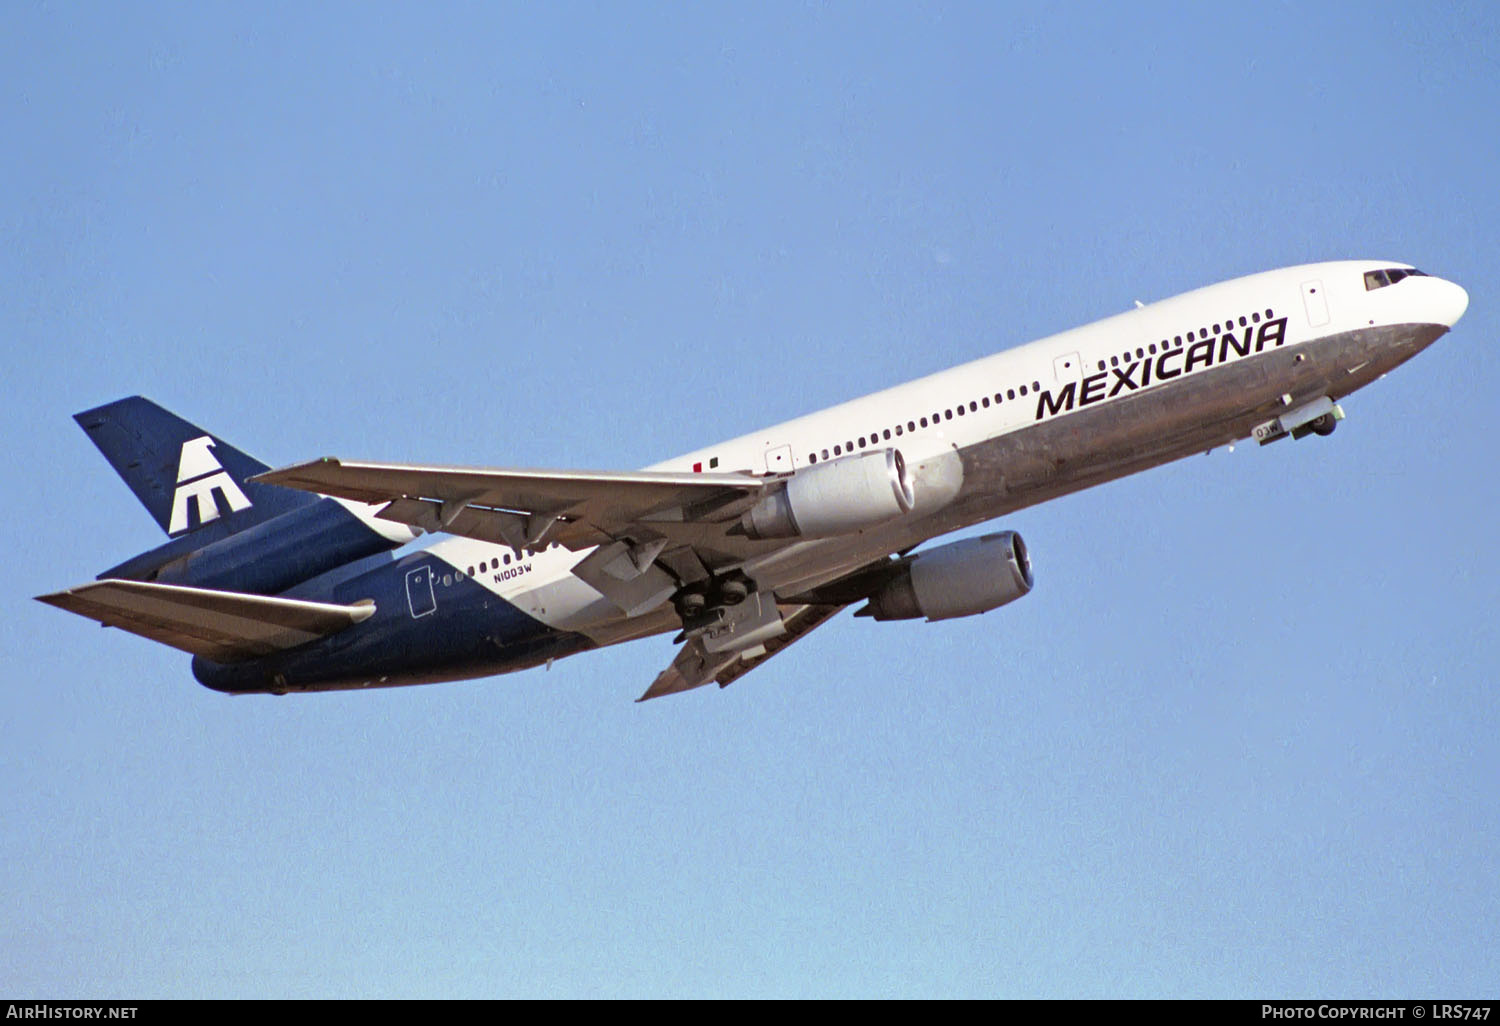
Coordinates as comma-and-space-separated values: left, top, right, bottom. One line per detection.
1365, 267, 1429, 290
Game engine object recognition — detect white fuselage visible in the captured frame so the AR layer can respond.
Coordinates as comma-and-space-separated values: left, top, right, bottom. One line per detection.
415, 260, 1467, 649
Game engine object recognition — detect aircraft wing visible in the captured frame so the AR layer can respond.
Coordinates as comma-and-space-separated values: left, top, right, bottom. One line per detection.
637, 602, 846, 701
35, 580, 375, 663
252, 458, 779, 566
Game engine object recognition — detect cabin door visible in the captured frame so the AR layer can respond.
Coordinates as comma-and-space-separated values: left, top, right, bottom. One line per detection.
406, 565, 437, 618
764, 445, 794, 474
1301, 279, 1330, 328
1053, 351, 1084, 383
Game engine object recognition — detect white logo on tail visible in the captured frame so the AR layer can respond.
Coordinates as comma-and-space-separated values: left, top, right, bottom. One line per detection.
168, 436, 252, 534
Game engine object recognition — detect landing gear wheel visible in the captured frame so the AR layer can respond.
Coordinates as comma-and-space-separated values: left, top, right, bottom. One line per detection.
674, 588, 707, 620
718, 576, 750, 606
1310, 412, 1337, 436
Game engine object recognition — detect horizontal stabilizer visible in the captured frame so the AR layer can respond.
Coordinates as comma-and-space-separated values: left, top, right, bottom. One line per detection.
35, 580, 375, 663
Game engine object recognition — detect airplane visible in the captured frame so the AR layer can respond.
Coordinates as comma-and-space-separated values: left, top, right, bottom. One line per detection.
37, 260, 1469, 701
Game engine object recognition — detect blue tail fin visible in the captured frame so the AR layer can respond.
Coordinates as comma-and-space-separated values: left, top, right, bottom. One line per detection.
74, 396, 317, 538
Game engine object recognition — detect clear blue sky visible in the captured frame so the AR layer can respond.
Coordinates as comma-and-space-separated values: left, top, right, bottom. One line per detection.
4, 1, 1497, 998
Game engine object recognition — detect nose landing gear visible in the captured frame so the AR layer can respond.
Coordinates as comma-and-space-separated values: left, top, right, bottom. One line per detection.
1308, 412, 1337, 436
1252, 396, 1344, 445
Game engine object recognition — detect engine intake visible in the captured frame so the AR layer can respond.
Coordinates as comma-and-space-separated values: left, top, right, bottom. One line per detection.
741, 449, 914, 540
858, 531, 1033, 621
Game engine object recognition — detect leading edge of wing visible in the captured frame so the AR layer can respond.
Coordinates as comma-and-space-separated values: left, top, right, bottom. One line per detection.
35, 579, 375, 663
253, 458, 765, 506
251, 458, 767, 537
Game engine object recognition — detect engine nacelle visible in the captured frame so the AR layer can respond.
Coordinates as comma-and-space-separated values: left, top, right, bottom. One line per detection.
859, 531, 1033, 621
740, 449, 915, 540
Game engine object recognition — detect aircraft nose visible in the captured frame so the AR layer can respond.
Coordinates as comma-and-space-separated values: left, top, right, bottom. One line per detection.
1433, 276, 1469, 327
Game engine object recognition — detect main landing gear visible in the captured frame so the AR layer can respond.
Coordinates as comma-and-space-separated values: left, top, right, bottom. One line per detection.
670, 570, 785, 659
672, 571, 754, 622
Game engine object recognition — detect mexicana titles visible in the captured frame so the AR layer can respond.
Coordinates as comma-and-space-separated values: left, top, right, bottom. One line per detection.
1034, 314, 1288, 421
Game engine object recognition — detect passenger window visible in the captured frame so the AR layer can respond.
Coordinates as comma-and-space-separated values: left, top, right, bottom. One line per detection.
834, 445, 842, 455
1007, 389, 1015, 400
883, 429, 891, 440
1020, 385, 1028, 396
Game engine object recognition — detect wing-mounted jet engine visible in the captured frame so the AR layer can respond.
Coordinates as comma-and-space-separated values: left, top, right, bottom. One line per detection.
671, 448, 920, 651
854, 532, 1033, 622
779, 531, 1034, 624
737, 449, 915, 539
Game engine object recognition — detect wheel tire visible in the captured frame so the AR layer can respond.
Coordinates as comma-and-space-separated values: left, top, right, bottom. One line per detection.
676, 589, 707, 618
1310, 412, 1337, 436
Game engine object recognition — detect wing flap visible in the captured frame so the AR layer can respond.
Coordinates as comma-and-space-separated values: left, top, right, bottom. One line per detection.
710, 602, 846, 690
636, 602, 847, 702
637, 637, 740, 702
35, 580, 375, 663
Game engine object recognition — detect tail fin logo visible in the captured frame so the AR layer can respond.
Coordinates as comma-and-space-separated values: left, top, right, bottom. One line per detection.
168, 436, 252, 534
